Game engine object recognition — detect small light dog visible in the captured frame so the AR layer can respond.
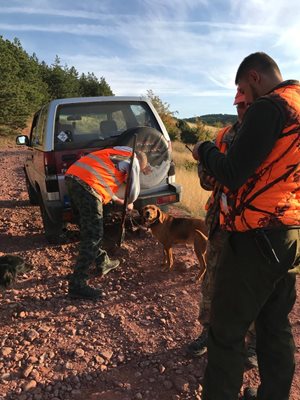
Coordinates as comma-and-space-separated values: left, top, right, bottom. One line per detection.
141, 205, 208, 280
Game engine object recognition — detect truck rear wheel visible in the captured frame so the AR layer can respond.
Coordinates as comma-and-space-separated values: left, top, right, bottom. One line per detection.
38, 194, 64, 244
25, 174, 39, 205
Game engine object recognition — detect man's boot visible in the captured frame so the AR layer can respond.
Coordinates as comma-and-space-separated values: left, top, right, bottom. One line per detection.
68, 281, 101, 300
245, 337, 258, 370
187, 328, 209, 357
93, 258, 120, 277
243, 387, 257, 399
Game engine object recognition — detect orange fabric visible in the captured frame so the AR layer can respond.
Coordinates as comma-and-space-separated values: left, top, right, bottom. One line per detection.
215, 125, 232, 152
220, 83, 300, 231
66, 148, 132, 204
205, 125, 232, 212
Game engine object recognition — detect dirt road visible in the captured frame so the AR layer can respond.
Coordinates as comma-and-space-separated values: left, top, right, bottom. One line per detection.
0, 144, 299, 400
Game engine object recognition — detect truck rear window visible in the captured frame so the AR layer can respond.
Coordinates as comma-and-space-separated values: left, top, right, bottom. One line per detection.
54, 101, 160, 150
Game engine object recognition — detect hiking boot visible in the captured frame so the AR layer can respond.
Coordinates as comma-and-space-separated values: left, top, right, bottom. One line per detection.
187, 329, 208, 357
97, 259, 120, 276
245, 344, 258, 370
243, 387, 257, 400
68, 282, 102, 300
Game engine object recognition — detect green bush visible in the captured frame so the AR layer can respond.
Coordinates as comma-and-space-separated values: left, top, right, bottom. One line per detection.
184, 160, 196, 171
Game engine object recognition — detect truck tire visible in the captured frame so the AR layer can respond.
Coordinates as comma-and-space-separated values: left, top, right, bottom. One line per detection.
116, 126, 171, 188
25, 174, 39, 205
38, 194, 64, 244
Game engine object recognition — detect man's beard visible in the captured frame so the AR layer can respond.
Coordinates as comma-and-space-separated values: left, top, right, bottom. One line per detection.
249, 83, 260, 101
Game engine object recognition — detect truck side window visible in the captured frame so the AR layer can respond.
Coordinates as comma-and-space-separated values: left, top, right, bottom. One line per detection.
35, 107, 48, 146
30, 113, 39, 146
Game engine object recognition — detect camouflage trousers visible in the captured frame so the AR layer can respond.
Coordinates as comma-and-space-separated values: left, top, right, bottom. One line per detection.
199, 227, 256, 339
199, 228, 228, 327
66, 178, 109, 284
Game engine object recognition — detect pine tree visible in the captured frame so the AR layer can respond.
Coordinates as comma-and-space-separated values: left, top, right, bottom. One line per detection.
0, 36, 47, 130
79, 73, 113, 97
0, 36, 114, 134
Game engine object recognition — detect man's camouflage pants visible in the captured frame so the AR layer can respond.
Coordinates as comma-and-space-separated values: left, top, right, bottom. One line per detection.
202, 228, 298, 400
199, 227, 256, 343
66, 178, 108, 284
199, 228, 228, 327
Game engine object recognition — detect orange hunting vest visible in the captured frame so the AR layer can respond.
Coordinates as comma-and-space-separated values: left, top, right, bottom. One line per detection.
205, 125, 233, 213
215, 125, 233, 152
220, 83, 300, 231
66, 148, 132, 204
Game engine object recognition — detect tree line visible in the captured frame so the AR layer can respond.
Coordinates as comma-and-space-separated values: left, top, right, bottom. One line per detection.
146, 90, 214, 143
0, 36, 220, 144
185, 114, 237, 127
0, 36, 113, 133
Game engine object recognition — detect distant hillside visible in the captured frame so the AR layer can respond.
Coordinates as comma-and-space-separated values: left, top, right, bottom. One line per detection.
184, 114, 237, 127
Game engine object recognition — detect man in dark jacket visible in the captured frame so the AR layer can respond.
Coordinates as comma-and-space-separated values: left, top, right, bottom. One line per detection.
192, 52, 300, 400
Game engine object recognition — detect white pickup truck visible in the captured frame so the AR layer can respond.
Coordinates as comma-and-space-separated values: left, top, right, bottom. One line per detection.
16, 96, 182, 243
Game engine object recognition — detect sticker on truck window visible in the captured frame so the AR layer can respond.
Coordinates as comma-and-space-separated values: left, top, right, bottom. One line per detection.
57, 131, 70, 142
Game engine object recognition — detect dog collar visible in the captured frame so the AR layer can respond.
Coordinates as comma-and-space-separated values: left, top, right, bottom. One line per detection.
148, 217, 160, 227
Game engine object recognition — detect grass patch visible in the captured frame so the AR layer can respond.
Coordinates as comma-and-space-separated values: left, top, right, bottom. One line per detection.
172, 141, 211, 217
0, 133, 18, 147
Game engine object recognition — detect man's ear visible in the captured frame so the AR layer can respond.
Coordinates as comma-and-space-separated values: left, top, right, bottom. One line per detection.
248, 69, 260, 84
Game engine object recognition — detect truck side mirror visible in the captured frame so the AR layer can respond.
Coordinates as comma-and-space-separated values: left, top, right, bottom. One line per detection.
16, 135, 29, 146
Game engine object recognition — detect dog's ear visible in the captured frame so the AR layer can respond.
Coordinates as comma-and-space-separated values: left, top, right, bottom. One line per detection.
157, 208, 164, 223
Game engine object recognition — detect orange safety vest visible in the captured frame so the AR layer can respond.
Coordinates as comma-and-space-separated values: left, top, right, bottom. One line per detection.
215, 125, 234, 152
66, 148, 132, 204
205, 125, 234, 213
220, 83, 300, 231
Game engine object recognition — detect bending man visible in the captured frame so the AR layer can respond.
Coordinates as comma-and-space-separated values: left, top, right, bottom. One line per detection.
65, 146, 142, 300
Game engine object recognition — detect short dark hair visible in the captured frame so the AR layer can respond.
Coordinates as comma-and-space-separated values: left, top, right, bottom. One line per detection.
235, 52, 281, 84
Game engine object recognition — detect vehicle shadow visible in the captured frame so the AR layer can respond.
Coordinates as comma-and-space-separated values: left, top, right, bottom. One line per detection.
0, 233, 59, 253
0, 149, 26, 157
0, 199, 32, 208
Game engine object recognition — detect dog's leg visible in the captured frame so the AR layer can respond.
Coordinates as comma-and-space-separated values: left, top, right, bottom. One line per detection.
161, 247, 173, 271
166, 247, 174, 271
162, 248, 168, 266
196, 254, 207, 282
194, 230, 208, 282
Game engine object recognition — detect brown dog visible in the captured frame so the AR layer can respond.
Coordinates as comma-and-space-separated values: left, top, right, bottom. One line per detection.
141, 205, 208, 280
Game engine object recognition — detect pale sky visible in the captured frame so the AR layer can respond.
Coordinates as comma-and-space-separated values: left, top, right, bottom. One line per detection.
1, 0, 300, 118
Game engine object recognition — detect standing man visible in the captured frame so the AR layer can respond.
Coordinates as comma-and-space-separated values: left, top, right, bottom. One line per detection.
188, 90, 257, 370
65, 146, 142, 300
192, 52, 300, 400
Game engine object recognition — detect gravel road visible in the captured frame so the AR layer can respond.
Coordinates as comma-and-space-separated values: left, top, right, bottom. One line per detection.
0, 144, 299, 400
